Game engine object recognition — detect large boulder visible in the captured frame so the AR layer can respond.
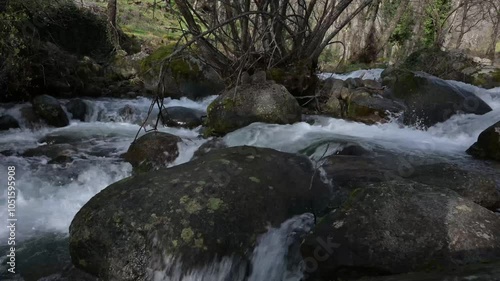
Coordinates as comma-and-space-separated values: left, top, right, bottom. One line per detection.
123, 131, 181, 173
467, 121, 500, 161
300, 180, 500, 280
206, 72, 302, 135
322, 153, 500, 210
381, 68, 491, 128
140, 44, 224, 100
0, 114, 20, 130
69, 146, 331, 280
158, 106, 205, 128
32, 95, 70, 127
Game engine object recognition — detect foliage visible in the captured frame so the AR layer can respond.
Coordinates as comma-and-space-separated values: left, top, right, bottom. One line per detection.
423, 0, 452, 47
0, 1, 38, 101
381, 0, 414, 45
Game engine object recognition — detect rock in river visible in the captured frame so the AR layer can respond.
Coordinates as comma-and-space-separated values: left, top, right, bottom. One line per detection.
381, 68, 491, 128
301, 180, 500, 280
123, 131, 181, 173
158, 106, 205, 128
69, 146, 331, 280
32, 95, 70, 127
206, 73, 302, 135
467, 121, 500, 162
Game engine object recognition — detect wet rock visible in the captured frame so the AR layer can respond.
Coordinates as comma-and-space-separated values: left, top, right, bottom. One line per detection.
69, 146, 331, 280
117, 105, 138, 122
123, 131, 181, 173
319, 86, 404, 124
357, 261, 500, 281
406, 163, 500, 210
192, 138, 227, 159
48, 155, 74, 165
20, 105, 43, 129
381, 68, 491, 128
206, 79, 302, 135
467, 121, 500, 162
66, 99, 88, 121
32, 95, 70, 127
0, 149, 17, 156
345, 77, 364, 89
301, 180, 500, 280
0, 114, 20, 130
22, 144, 76, 159
159, 106, 205, 128
345, 91, 405, 124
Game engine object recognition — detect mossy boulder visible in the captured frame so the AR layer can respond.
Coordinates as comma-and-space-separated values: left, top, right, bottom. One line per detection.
301, 180, 500, 280
123, 132, 181, 173
381, 68, 491, 128
32, 95, 70, 127
140, 44, 224, 100
69, 146, 331, 280
402, 48, 479, 83
206, 78, 302, 135
472, 67, 500, 89
466, 121, 500, 162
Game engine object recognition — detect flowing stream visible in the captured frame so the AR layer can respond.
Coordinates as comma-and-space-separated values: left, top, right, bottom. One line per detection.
0, 70, 499, 280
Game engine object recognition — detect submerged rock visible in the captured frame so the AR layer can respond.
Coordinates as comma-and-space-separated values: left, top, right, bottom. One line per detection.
123, 131, 181, 173
301, 180, 500, 280
0, 114, 20, 130
32, 95, 70, 127
381, 68, 491, 128
206, 75, 302, 135
158, 106, 205, 128
467, 121, 500, 162
22, 144, 77, 159
69, 146, 331, 280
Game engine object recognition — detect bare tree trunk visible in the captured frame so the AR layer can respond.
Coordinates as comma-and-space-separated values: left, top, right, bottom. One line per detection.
376, 0, 410, 55
486, 15, 499, 61
455, 0, 469, 48
107, 0, 117, 28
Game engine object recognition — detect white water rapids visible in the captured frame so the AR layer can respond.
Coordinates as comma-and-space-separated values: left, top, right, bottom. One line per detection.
0, 69, 499, 280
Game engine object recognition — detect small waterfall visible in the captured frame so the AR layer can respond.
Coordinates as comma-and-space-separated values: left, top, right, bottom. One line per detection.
150, 213, 314, 281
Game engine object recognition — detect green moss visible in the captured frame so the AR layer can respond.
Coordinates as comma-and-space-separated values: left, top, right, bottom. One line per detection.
249, 177, 261, 183
207, 198, 223, 211
267, 68, 286, 83
181, 227, 195, 243
342, 188, 364, 211
140, 43, 199, 78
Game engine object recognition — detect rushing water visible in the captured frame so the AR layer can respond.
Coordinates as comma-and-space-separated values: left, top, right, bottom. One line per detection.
1, 70, 500, 280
